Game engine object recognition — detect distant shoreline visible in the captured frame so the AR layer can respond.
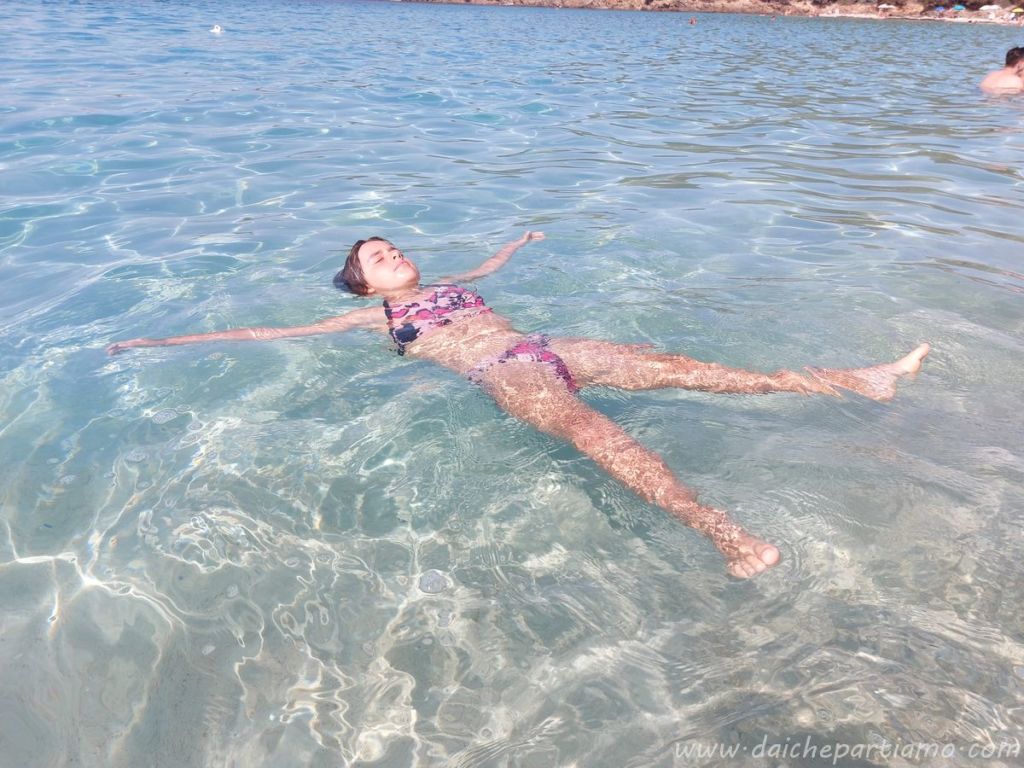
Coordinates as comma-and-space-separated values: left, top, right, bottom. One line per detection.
399, 0, 1024, 25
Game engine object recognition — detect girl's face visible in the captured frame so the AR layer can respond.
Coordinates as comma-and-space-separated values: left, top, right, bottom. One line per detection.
356, 240, 420, 294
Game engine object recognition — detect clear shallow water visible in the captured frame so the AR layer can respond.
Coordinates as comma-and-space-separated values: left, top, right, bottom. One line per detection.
2, 0, 1024, 765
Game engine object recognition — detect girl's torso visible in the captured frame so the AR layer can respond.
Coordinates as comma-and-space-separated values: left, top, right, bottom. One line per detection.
377, 284, 526, 373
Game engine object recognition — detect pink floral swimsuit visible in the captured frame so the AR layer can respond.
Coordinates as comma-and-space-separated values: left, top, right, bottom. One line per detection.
382, 284, 578, 392
382, 284, 492, 355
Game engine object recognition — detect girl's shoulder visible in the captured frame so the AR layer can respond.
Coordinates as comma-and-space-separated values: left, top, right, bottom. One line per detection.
350, 305, 389, 327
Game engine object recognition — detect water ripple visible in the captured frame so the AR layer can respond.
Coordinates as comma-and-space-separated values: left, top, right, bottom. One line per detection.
2, 1, 1024, 766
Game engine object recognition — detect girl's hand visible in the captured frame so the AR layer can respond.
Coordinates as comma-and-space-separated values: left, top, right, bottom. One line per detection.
520, 231, 545, 244
106, 338, 160, 355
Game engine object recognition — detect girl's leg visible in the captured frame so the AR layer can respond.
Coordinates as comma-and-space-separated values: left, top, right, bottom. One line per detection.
479, 361, 780, 578
547, 339, 930, 401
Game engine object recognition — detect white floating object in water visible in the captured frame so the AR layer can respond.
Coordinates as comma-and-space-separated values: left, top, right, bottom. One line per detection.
210, 24, 223, 35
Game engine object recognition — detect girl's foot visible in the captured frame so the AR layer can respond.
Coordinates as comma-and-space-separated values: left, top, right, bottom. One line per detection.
804, 343, 930, 402
689, 507, 781, 578
719, 532, 781, 578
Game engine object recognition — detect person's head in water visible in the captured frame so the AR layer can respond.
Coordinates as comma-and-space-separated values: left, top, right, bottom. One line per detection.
1005, 47, 1024, 69
334, 237, 421, 295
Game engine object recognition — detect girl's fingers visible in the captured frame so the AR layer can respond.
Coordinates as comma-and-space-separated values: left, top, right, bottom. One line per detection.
106, 338, 148, 355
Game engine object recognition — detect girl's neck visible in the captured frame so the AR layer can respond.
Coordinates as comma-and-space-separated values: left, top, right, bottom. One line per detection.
379, 284, 424, 303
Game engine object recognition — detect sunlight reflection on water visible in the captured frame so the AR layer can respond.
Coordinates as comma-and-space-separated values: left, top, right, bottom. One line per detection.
1, 1, 1023, 765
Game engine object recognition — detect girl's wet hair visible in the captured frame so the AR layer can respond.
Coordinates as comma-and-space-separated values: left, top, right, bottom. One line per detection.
1007, 47, 1024, 68
334, 236, 387, 295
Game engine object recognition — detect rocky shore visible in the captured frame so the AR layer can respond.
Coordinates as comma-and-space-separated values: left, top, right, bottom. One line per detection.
402, 0, 1024, 24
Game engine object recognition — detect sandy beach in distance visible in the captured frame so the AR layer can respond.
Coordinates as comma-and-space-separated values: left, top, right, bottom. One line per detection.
404, 0, 1024, 25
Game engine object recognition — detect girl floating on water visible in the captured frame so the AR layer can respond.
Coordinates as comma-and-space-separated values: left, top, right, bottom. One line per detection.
108, 232, 929, 577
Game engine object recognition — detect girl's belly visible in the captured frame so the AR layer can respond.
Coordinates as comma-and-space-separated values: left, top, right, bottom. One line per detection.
403, 312, 527, 374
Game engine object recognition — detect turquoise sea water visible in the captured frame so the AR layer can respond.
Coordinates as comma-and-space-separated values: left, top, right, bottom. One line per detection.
2, 0, 1024, 765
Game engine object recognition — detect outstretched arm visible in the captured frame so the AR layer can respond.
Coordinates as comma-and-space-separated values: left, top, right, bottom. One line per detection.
442, 230, 545, 283
106, 306, 382, 355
